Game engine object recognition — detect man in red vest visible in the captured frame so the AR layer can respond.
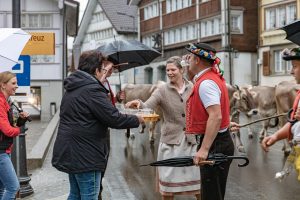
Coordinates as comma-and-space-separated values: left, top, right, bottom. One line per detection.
184, 43, 234, 200
262, 47, 300, 151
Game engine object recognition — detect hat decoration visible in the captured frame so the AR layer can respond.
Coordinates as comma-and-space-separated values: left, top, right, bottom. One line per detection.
186, 43, 224, 78
281, 47, 300, 61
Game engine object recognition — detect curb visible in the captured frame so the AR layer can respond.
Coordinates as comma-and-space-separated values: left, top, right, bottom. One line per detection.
27, 110, 60, 170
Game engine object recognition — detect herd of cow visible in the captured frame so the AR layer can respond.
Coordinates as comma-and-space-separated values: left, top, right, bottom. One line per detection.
118, 80, 300, 155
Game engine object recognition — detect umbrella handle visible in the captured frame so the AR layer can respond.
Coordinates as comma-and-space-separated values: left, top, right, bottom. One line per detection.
199, 160, 215, 165
228, 156, 249, 167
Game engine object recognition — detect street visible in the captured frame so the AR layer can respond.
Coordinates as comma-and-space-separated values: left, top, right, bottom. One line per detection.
25, 115, 300, 200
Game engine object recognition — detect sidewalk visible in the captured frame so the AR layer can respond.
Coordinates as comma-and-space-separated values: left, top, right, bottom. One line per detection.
23, 120, 111, 200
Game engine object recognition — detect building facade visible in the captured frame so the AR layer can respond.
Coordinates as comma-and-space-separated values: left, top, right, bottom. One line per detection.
73, 0, 138, 92
129, 0, 258, 86
258, 0, 298, 86
0, 0, 62, 121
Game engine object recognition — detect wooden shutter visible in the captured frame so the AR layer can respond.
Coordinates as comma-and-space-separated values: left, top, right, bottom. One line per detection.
262, 51, 271, 76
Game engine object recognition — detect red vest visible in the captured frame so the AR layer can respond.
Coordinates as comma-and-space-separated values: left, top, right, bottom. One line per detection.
289, 91, 300, 139
185, 69, 230, 134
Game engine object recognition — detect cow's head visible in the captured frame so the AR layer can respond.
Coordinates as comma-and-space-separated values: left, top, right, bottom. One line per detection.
232, 86, 258, 116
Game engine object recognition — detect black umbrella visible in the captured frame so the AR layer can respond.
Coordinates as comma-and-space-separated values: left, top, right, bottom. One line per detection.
96, 39, 161, 72
281, 20, 300, 45
97, 39, 161, 138
140, 153, 249, 168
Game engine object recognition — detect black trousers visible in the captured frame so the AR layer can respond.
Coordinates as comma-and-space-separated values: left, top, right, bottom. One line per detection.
196, 130, 234, 200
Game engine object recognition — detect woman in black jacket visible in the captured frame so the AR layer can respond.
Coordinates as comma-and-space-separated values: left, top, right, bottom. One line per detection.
52, 51, 143, 200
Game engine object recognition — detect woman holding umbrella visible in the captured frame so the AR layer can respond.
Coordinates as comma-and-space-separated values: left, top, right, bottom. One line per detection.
126, 56, 200, 200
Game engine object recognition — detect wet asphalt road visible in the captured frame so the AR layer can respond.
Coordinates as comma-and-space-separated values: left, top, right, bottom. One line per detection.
106, 118, 300, 200
24, 115, 300, 200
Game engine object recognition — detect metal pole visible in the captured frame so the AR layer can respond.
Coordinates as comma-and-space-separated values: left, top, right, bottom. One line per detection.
12, 0, 34, 197
227, 0, 233, 84
132, 15, 136, 84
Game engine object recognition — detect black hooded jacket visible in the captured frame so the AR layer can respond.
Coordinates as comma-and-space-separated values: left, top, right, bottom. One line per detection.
52, 70, 139, 173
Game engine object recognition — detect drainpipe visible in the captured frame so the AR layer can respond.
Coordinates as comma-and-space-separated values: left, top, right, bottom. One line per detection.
196, 0, 200, 42
227, 0, 233, 84
159, 0, 164, 58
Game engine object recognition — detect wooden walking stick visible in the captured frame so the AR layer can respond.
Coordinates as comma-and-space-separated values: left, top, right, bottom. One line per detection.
239, 113, 288, 128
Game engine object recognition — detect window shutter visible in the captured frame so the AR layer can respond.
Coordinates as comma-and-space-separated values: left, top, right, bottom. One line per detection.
263, 51, 271, 76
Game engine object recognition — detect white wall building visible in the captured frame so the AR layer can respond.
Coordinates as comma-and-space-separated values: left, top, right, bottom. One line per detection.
0, 0, 78, 121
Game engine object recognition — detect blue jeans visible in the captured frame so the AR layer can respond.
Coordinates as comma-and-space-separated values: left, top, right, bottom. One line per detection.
0, 153, 20, 200
67, 171, 101, 200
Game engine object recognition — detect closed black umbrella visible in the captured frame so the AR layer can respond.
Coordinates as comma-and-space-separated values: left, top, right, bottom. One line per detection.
141, 153, 249, 167
281, 20, 300, 45
96, 39, 161, 72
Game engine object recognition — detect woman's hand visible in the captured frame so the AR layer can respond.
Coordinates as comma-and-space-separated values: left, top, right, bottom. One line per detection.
295, 107, 300, 121
125, 100, 141, 109
136, 114, 145, 124
261, 135, 277, 152
19, 112, 29, 119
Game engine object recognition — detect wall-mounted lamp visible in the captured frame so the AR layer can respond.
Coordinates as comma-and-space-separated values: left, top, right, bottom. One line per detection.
233, 49, 239, 58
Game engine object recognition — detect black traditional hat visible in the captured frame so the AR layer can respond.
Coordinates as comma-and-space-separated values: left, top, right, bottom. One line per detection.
282, 47, 300, 61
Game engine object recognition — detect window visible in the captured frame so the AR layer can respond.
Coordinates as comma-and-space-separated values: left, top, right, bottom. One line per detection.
22, 14, 53, 28
142, 35, 154, 48
89, 28, 113, 41
29, 14, 39, 28
230, 11, 243, 33
166, 0, 192, 14
144, 3, 158, 20
287, 4, 297, 24
166, 0, 171, 13
91, 12, 107, 24
163, 24, 197, 45
265, 3, 297, 31
274, 51, 283, 73
277, 7, 286, 27
201, 17, 222, 38
274, 50, 292, 74
164, 32, 169, 45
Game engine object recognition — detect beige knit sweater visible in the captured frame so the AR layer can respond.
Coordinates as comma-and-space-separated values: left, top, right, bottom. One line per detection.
140, 79, 196, 145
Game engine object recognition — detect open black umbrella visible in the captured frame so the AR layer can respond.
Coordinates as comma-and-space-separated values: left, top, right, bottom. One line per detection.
96, 39, 161, 72
97, 39, 161, 138
140, 153, 249, 168
281, 20, 300, 45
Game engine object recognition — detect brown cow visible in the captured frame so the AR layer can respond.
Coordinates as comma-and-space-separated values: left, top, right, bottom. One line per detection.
275, 80, 300, 154
232, 85, 278, 152
120, 81, 165, 144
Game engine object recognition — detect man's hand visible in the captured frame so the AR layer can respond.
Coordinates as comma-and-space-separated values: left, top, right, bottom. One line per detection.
229, 122, 240, 132
193, 148, 209, 166
261, 135, 277, 152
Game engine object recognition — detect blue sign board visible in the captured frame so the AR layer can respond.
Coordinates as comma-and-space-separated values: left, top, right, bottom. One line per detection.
12, 55, 30, 86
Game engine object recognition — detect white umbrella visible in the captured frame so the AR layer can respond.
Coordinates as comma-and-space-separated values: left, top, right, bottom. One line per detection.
0, 28, 31, 72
